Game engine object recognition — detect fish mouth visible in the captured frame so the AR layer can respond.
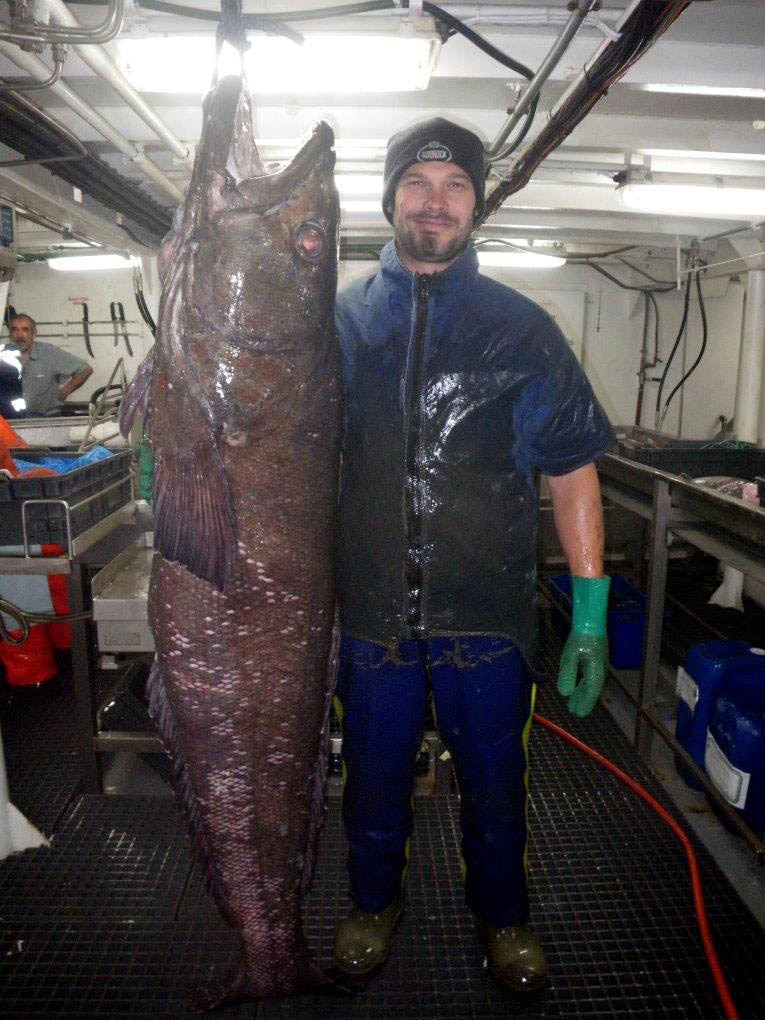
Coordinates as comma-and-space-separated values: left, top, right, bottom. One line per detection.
193, 76, 335, 216
236, 120, 336, 213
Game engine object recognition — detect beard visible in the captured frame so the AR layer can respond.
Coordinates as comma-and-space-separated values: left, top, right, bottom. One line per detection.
393, 211, 473, 267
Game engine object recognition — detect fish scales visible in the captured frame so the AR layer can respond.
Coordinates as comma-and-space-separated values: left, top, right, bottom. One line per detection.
121, 75, 341, 1005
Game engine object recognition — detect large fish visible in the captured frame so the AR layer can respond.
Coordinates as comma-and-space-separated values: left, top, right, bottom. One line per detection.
120, 75, 342, 1005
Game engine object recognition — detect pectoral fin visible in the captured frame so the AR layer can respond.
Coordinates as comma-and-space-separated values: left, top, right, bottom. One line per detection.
152, 429, 237, 591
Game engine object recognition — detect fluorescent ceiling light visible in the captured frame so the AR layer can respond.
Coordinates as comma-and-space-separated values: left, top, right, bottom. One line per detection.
335, 174, 383, 197
477, 250, 565, 269
642, 84, 765, 99
618, 182, 765, 217
47, 254, 137, 272
117, 34, 440, 94
640, 148, 765, 163
340, 200, 383, 213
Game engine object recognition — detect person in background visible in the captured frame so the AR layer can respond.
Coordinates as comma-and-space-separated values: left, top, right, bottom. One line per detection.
332, 118, 614, 993
8, 313, 92, 417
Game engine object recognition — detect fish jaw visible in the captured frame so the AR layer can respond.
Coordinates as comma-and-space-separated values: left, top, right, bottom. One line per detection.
189, 123, 339, 354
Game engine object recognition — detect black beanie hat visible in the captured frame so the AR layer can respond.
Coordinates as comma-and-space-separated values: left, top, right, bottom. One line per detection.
382, 117, 486, 224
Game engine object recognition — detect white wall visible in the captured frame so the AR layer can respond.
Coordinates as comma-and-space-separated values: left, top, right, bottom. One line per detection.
339, 259, 746, 438
1, 260, 157, 401
3, 256, 745, 438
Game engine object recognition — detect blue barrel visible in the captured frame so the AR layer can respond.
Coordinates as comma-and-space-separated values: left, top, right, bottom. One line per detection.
674, 641, 752, 789
705, 649, 765, 835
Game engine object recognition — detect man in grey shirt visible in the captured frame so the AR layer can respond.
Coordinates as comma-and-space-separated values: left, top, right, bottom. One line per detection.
8, 313, 93, 416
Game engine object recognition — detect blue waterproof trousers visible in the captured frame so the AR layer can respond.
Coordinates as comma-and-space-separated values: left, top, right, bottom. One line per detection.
336, 633, 535, 928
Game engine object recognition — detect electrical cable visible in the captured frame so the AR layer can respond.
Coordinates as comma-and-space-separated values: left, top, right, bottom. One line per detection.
133, 0, 304, 43
133, 266, 157, 335
481, 1, 691, 222
579, 260, 675, 295
634, 290, 651, 427
534, 712, 739, 1020
616, 255, 674, 287
410, 1, 540, 155
660, 269, 708, 423
135, 0, 393, 21
647, 290, 660, 368
563, 244, 637, 260
654, 270, 692, 424
416, 2, 534, 79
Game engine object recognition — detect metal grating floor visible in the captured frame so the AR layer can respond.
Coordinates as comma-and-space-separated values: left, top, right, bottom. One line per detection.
1, 625, 765, 1019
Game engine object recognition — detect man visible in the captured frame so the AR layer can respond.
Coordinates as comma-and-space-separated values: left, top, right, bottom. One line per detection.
332, 118, 614, 993
8, 313, 92, 416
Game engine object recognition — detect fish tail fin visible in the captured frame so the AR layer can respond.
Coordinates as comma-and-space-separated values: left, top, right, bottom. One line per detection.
119, 346, 156, 438
146, 657, 236, 925
189, 948, 338, 1009
153, 436, 236, 590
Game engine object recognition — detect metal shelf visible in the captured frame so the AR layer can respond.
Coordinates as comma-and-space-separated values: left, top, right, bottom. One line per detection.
597, 452, 765, 862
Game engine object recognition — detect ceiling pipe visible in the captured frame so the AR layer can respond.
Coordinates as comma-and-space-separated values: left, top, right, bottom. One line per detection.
0, 45, 65, 92
46, 0, 191, 165
0, 86, 88, 168
9, 202, 100, 248
0, 0, 123, 46
0, 40, 184, 203
407, 4, 621, 25
485, 0, 599, 161
0, 167, 151, 254
480, 0, 692, 224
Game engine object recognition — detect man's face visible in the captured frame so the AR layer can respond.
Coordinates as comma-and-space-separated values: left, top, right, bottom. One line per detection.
9, 317, 36, 353
390, 161, 476, 273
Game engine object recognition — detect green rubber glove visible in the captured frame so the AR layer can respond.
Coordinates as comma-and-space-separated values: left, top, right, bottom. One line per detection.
556, 576, 611, 718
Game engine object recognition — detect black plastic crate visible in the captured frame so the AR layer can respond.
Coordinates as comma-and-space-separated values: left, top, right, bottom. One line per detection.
617, 441, 765, 480
0, 471, 132, 550
0, 449, 131, 499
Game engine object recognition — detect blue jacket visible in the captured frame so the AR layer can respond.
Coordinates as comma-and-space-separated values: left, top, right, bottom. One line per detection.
336, 240, 614, 666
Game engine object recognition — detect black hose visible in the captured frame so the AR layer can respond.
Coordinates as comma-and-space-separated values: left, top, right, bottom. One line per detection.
654, 270, 693, 422
136, 0, 393, 20
136, 290, 157, 336
581, 261, 675, 295
616, 255, 674, 286
647, 290, 660, 368
134, 0, 304, 42
418, 2, 534, 79
661, 270, 708, 421
133, 270, 157, 336
135, 0, 536, 83
564, 244, 638, 260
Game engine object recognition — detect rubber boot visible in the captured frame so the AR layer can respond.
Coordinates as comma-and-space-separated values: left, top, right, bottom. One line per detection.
333, 893, 405, 977
475, 920, 549, 993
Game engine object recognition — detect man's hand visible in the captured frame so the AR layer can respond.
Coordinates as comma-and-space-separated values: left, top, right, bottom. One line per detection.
556, 575, 610, 718
58, 364, 93, 404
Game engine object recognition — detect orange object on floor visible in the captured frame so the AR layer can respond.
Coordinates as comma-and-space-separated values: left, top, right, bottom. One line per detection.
0, 624, 57, 687
41, 543, 72, 650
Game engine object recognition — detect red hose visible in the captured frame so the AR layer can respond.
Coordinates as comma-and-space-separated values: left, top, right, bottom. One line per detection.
534, 712, 739, 1020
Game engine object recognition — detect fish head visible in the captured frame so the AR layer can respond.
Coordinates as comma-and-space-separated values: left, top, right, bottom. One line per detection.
179, 76, 339, 355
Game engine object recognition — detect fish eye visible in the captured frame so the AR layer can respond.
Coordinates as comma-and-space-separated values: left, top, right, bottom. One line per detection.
294, 220, 326, 261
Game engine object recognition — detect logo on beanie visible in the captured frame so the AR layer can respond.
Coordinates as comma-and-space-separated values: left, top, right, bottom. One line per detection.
417, 140, 452, 163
